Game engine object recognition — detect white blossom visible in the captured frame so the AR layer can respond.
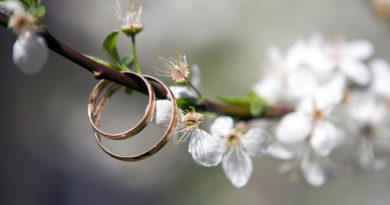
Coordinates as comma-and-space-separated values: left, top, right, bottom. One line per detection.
205, 116, 270, 188
152, 100, 220, 167
348, 93, 390, 171
253, 39, 318, 102
268, 140, 332, 186
342, 59, 390, 171
311, 37, 373, 86
300, 150, 328, 186
276, 75, 345, 156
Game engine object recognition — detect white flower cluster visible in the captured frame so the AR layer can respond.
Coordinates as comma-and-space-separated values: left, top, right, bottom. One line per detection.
153, 56, 271, 188
254, 34, 390, 186
155, 35, 390, 188
154, 99, 270, 188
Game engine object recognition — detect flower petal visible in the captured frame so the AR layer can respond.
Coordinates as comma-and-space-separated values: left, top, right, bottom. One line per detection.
296, 98, 314, 115
241, 127, 270, 157
169, 86, 197, 99
267, 141, 295, 160
348, 94, 386, 124
276, 112, 312, 144
305, 35, 334, 73
301, 153, 325, 186
370, 59, 390, 98
267, 45, 284, 65
13, 32, 48, 74
315, 74, 346, 108
113, 0, 123, 21
343, 39, 374, 60
340, 59, 371, 86
210, 116, 234, 137
152, 100, 176, 126
310, 121, 343, 156
253, 76, 283, 102
222, 147, 253, 188
287, 69, 319, 100
286, 38, 307, 69
189, 129, 223, 167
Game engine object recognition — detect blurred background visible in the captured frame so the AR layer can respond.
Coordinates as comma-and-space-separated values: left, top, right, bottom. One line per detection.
1, 0, 390, 204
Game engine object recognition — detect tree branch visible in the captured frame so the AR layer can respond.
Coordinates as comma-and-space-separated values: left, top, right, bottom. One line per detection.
0, 12, 294, 119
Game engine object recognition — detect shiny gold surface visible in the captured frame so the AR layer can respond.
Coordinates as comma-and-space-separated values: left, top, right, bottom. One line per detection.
90, 74, 178, 161
88, 71, 155, 140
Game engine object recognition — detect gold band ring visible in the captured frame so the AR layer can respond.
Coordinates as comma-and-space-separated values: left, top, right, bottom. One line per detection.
88, 71, 155, 140
91, 75, 178, 161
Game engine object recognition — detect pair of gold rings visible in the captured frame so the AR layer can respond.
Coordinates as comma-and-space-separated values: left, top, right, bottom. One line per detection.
88, 71, 178, 161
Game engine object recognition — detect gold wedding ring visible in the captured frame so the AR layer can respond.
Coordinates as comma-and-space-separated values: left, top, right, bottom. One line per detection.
89, 74, 178, 161
88, 71, 155, 140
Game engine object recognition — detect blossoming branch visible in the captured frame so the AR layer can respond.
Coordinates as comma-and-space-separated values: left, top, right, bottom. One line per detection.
1, 0, 390, 188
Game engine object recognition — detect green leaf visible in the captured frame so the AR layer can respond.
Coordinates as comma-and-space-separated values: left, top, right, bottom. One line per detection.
249, 99, 266, 116
124, 87, 133, 94
176, 98, 198, 111
35, 5, 45, 17
216, 95, 251, 106
120, 55, 134, 70
248, 90, 267, 116
84, 54, 120, 71
217, 91, 268, 116
102, 30, 122, 67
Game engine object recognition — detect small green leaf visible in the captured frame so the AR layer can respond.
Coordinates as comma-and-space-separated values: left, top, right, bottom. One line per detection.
248, 90, 257, 98
216, 95, 251, 106
35, 5, 46, 17
176, 98, 198, 111
248, 90, 267, 116
218, 91, 268, 116
124, 87, 133, 94
102, 30, 122, 67
248, 90, 267, 102
250, 99, 266, 116
120, 55, 134, 70
84, 54, 120, 71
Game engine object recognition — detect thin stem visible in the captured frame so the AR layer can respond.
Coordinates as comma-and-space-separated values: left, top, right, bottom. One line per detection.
131, 34, 141, 74
188, 82, 204, 101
